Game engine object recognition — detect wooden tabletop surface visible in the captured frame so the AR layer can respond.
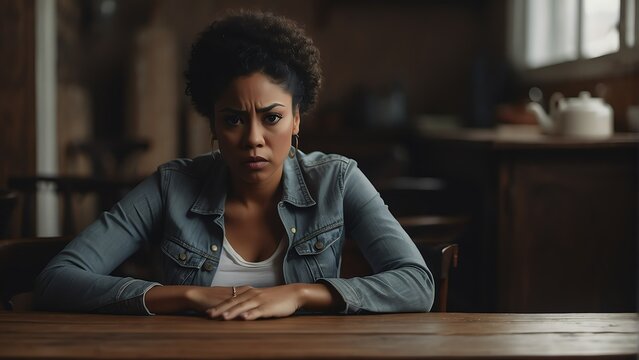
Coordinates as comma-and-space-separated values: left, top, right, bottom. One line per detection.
0, 312, 636, 359
418, 124, 639, 149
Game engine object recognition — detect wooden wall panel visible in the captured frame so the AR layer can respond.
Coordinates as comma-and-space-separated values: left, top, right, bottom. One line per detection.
0, 0, 36, 187
154, 0, 488, 139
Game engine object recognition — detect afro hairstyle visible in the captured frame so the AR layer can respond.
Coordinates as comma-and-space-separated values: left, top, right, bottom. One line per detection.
184, 10, 322, 127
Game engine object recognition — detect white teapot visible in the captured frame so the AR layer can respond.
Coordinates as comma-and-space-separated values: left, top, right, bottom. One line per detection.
527, 91, 613, 137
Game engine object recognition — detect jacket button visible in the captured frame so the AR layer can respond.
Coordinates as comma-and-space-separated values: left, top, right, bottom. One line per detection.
291, 227, 297, 234
211, 244, 219, 252
203, 262, 214, 271
178, 253, 187, 261
314, 242, 325, 250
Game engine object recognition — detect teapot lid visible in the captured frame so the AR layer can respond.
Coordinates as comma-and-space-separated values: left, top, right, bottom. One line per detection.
564, 91, 607, 110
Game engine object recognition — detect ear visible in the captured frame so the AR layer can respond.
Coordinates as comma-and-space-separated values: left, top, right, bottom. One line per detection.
292, 107, 301, 135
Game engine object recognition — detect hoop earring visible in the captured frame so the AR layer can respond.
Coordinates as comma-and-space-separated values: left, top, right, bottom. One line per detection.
288, 134, 299, 158
210, 136, 218, 152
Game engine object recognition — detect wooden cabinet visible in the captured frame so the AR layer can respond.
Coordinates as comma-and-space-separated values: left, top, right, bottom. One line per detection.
417, 126, 638, 312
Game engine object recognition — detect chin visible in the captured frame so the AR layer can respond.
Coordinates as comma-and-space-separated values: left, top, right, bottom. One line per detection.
238, 170, 272, 184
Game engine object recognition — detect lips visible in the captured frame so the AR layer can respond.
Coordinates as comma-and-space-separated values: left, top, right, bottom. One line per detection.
247, 156, 267, 163
245, 156, 268, 170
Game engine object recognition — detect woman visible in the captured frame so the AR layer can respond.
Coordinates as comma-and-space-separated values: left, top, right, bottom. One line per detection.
35, 10, 434, 320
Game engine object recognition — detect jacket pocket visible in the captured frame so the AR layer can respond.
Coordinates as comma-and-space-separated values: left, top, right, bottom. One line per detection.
293, 226, 343, 280
160, 236, 207, 285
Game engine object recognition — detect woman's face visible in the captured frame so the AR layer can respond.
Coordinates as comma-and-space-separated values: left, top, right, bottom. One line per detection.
213, 72, 300, 187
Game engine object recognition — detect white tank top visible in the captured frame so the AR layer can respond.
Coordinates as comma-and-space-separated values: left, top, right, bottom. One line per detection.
210, 237, 286, 288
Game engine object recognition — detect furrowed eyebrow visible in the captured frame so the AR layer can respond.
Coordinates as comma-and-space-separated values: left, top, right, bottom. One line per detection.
219, 103, 285, 114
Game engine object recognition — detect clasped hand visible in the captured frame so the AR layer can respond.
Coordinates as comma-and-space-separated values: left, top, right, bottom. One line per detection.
180, 282, 336, 320
207, 285, 303, 320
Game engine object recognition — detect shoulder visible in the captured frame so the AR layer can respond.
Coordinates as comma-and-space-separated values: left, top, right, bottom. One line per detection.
157, 152, 223, 178
296, 151, 354, 171
154, 152, 225, 202
294, 151, 360, 191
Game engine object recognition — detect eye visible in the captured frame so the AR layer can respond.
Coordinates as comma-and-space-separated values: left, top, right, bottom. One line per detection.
264, 113, 283, 125
223, 114, 242, 126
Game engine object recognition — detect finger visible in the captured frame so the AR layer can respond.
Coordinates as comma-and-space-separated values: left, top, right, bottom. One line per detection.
207, 298, 237, 318
235, 285, 251, 295
207, 295, 254, 319
220, 299, 262, 320
207, 286, 260, 318
207, 289, 251, 317
240, 308, 264, 321
205, 307, 220, 319
207, 302, 233, 318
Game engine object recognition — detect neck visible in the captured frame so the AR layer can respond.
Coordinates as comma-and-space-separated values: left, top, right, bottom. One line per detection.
227, 171, 283, 208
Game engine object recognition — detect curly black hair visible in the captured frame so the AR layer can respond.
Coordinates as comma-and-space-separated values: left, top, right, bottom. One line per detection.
185, 10, 322, 126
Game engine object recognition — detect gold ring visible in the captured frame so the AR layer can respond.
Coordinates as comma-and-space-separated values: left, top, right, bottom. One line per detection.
232, 286, 237, 298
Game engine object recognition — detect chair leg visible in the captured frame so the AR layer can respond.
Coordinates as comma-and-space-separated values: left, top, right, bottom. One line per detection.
437, 244, 459, 312
438, 278, 449, 312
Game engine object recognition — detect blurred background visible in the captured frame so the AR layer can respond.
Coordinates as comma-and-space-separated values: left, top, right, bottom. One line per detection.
1, 0, 637, 313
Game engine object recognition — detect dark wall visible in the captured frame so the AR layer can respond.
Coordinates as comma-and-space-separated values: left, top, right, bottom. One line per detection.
58, 0, 506, 142
162, 0, 503, 127
0, 0, 36, 187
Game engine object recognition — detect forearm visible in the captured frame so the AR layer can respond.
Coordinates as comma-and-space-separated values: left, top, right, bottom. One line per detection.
34, 264, 158, 314
145, 285, 234, 314
321, 266, 434, 314
297, 283, 344, 312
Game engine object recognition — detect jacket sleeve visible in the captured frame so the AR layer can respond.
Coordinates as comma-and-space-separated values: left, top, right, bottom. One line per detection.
33, 172, 164, 315
319, 160, 435, 313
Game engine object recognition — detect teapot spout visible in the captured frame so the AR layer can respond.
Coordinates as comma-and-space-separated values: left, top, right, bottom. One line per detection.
526, 102, 554, 134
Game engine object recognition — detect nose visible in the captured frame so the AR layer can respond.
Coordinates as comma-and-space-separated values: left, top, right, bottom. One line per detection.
243, 117, 265, 149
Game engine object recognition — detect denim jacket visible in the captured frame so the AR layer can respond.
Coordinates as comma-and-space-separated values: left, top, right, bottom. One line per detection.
34, 151, 434, 315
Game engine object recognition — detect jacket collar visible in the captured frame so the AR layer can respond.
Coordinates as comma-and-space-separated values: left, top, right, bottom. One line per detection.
281, 154, 316, 208
189, 152, 228, 217
189, 152, 316, 217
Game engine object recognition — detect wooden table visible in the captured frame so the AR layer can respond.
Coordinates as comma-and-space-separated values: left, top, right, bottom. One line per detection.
0, 312, 636, 359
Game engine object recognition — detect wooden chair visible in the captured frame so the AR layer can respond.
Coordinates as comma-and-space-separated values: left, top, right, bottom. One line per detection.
66, 138, 149, 179
8, 176, 139, 236
0, 237, 71, 311
414, 240, 460, 312
375, 176, 469, 217
0, 189, 18, 239
377, 177, 468, 312
437, 243, 459, 312
0, 236, 152, 312
341, 232, 460, 313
